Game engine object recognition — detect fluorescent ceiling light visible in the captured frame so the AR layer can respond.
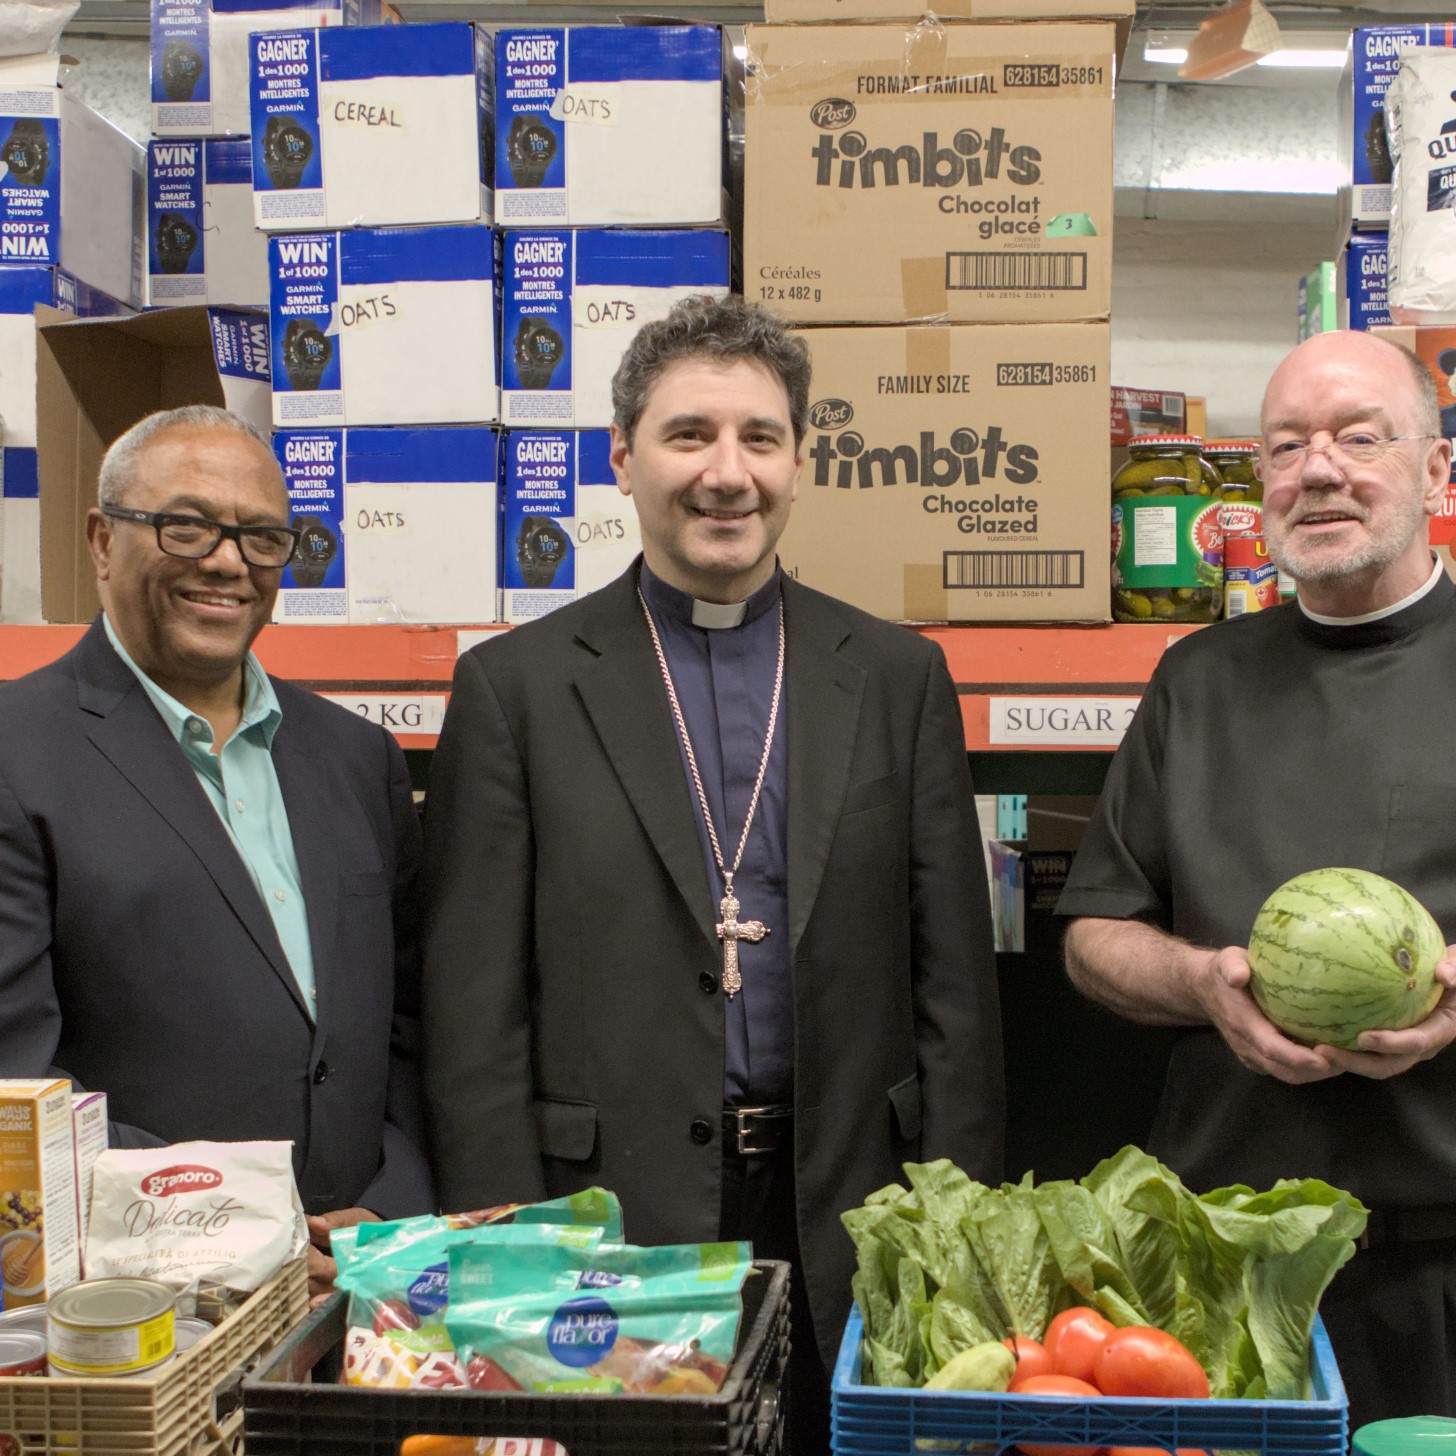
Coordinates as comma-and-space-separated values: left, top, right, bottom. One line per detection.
1256, 49, 1346, 68
1143, 46, 1189, 63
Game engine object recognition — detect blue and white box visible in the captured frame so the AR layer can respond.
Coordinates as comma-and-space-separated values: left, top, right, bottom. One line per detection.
1340, 232, 1391, 331
501, 429, 641, 623
152, 0, 391, 138
0, 267, 132, 622
275, 425, 499, 623
1340, 23, 1456, 231
495, 26, 723, 227
148, 138, 269, 307
269, 224, 496, 427
272, 427, 346, 622
0, 56, 144, 308
250, 22, 492, 231
501, 229, 729, 428
208, 306, 273, 429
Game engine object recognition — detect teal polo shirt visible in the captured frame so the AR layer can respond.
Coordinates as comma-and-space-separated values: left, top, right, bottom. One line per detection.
102, 614, 318, 1019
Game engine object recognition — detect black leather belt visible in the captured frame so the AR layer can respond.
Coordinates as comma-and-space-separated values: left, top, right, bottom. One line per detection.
1360, 1206, 1456, 1248
723, 1104, 793, 1157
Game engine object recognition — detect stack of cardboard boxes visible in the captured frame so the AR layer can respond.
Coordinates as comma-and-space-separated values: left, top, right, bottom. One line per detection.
743, 0, 1128, 622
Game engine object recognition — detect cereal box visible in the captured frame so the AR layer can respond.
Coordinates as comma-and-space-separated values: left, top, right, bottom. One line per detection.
0, 1079, 81, 1307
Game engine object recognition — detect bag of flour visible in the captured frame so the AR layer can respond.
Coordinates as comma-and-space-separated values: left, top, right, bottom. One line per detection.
85, 1140, 307, 1296
1387, 47, 1456, 323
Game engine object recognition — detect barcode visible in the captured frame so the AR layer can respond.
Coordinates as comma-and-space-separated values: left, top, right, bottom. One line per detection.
1162, 393, 1181, 414
1227, 595, 1246, 617
943, 551, 1086, 589
946, 252, 1088, 292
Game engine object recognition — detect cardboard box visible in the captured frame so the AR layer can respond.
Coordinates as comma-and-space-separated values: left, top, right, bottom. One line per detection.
1338, 24, 1456, 234
1297, 260, 1336, 340
1110, 385, 1185, 445
1371, 327, 1456, 548
743, 22, 1114, 326
0, 55, 145, 308
250, 22, 491, 231
494, 26, 723, 227
0, 1079, 81, 1309
148, 138, 269, 308
777, 322, 1111, 622
500, 229, 729, 428
1340, 232, 1391, 331
152, 0, 393, 138
500, 429, 640, 622
70, 1092, 107, 1263
36, 305, 271, 624
269, 224, 496, 427
0, 268, 132, 623
273, 425, 499, 624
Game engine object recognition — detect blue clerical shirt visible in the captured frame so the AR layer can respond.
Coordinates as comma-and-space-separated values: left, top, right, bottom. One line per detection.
639, 561, 792, 1106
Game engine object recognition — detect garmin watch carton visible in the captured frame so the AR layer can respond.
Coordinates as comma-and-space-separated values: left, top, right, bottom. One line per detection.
268, 224, 497, 427
148, 139, 269, 307
152, 0, 393, 138
0, 1079, 81, 1309
0, 267, 131, 623
501, 429, 638, 623
1339, 24, 1456, 233
274, 426, 499, 624
250, 21, 492, 231
500, 229, 729, 428
495, 26, 723, 227
0, 55, 144, 309
1340, 232, 1391, 331
743, 22, 1113, 325
776, 322, 1111, 622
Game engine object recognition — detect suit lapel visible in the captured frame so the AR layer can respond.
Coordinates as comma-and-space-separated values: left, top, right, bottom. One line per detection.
76, 624, 309, 1020
573, 573, 718, 949
783, 579, 865, 955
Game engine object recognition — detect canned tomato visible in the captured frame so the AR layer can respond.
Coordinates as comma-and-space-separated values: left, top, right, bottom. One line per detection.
1224, 533, 1279, 617
47, 1278, 176, 1377
0, 1330, 47, 1376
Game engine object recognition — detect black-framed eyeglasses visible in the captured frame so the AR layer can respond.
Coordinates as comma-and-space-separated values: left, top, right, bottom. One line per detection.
101, 507, 302, 569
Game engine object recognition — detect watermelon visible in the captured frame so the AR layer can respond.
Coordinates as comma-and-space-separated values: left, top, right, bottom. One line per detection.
1247, 868, 1446, 1050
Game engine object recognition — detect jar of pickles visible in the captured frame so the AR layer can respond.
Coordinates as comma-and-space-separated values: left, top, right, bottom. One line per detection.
1111, 435, 1224, 623
1204, 441, 1262, 539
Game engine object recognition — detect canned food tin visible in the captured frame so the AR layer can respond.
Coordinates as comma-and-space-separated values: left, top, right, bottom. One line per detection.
174, 1316, 212, 1353
0, 1330, 47, 1376
47, 1353, 175, 1380
1224, 532, 1279, 617
0, 1305, 46, 1338
47, 1278, 176, 1377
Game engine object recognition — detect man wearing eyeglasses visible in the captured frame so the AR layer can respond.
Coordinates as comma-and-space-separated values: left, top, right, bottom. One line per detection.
1059, 330, 1456, 1427
0, 405, 433, 1294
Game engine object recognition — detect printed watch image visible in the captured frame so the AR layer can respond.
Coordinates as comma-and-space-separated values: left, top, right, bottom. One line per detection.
1366, 109, 1392, 186
282, 319, 333, 391
289, 514, 338, 588
513, 316, 565, 390
506, 114, 558, 188
160, 39, 205, 103
1, 120, 49, 188
262, 115, 315, 190
516, 515, 570, 588
154, 211, 199, 274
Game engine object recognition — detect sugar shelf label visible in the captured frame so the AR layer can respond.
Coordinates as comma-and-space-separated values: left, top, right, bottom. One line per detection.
320, 692, 448, 736
988, 695, 1141, 748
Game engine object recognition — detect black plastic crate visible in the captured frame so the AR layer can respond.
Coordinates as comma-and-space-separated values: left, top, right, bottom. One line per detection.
242, 1258, 789, 1456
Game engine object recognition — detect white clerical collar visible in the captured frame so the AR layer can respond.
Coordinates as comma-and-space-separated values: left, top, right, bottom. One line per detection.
1298, 554, 1443, 627
691, 599, 748, 630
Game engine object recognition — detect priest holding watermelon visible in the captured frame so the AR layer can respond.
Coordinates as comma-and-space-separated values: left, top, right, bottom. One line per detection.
1060, 329, 1456, 1430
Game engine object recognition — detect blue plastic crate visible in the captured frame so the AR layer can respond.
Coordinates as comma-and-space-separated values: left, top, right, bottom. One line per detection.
831, 1307, 1347, 1456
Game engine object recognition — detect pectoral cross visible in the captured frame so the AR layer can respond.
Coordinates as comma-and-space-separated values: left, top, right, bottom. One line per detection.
716, 877, 768, 1000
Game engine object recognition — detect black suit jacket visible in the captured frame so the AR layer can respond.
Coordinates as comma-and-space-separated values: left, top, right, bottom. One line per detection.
0, 621, 433, 1219
421, 566, 1004, 1368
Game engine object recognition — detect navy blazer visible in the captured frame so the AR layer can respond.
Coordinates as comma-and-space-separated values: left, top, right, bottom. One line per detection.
0, 620, 433, 1219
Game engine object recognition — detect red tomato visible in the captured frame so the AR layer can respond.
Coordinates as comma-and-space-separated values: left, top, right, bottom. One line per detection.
464, 1354, 523, 1391
1094, 1328, 1210, 1400
1003, 1337, 1057, 1384
1044, 1307, 1115, 1384
1011, 1373, 1103, 1456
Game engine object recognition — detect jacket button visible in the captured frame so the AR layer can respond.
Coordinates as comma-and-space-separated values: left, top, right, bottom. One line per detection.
312, 1061, 330, 1086
689, 1118, 713, 1145
699, 971, 718, 995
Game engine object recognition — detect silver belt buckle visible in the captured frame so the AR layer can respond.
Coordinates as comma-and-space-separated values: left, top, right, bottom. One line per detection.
729, 1105, 786, 1156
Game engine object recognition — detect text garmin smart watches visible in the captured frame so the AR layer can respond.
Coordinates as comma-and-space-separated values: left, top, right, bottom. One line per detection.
506, 115, 557, 188
516, 515, 569, 588
282, 319, 333, 391
513, 317, 565, 390
160, 39, 205, 103
262, 115, 315, 190
289, 514, 338, 588
1, 120, 49, 188
154, 212, 199, 274
1366, 110, 1393, 186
